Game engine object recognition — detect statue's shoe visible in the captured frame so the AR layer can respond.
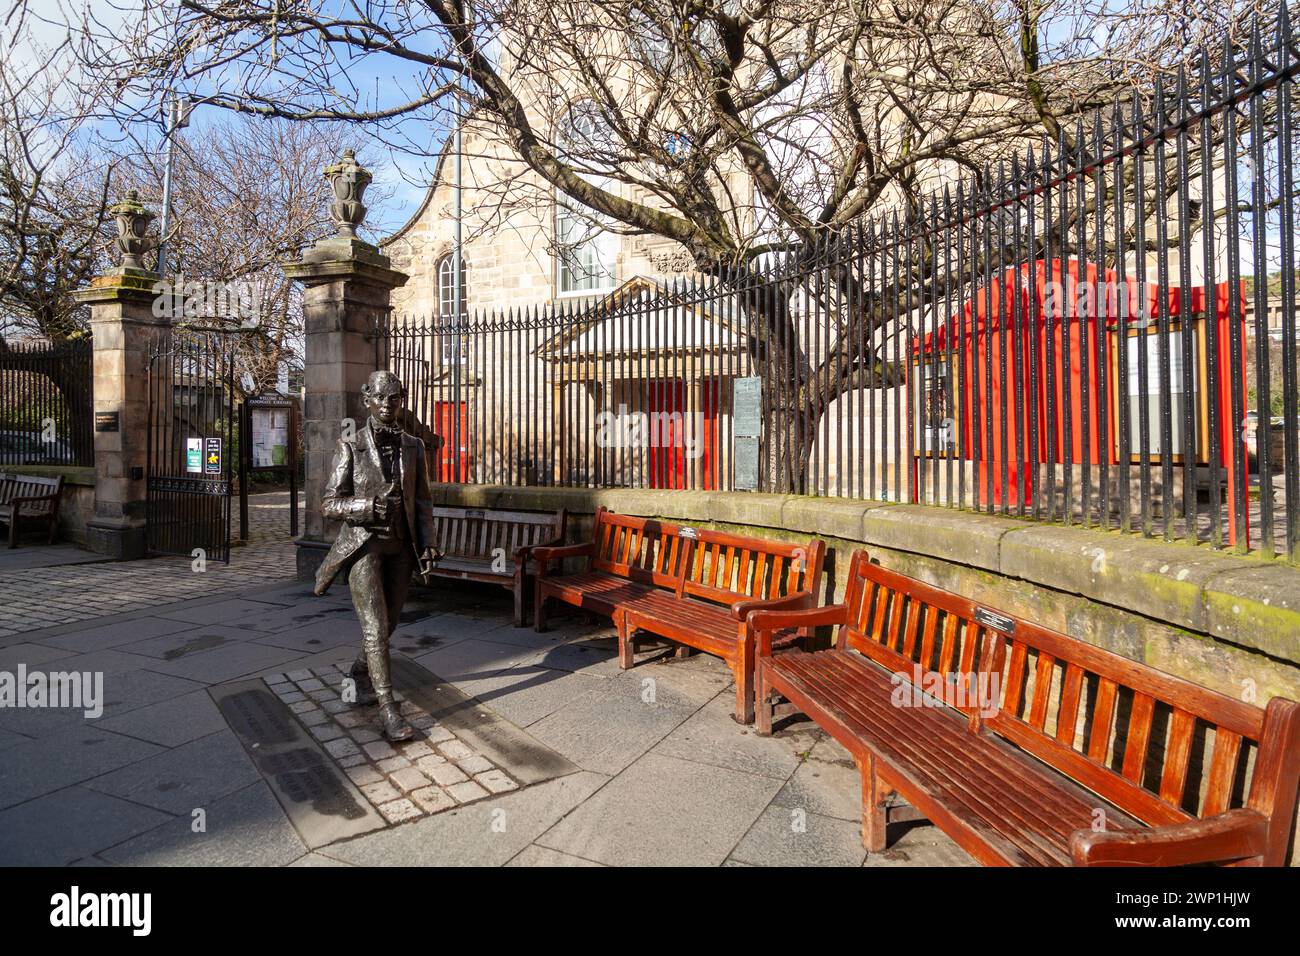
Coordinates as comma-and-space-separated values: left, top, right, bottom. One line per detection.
380, 702, 415, 742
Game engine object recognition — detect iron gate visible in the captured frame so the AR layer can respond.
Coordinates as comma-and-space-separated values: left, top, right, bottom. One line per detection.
146, 331, 236, 562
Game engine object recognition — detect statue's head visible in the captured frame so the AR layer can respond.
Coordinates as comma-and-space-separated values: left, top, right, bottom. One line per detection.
363, 371, 405, 426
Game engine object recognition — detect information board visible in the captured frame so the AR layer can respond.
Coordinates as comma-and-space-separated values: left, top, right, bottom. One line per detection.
733, 376, 762, 491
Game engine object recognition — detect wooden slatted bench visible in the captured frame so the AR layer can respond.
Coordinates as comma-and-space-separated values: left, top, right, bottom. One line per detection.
423, 506, 566, 626
533, 507, 826, 722
0, 472, 63, 548
752, 549, 1300, 866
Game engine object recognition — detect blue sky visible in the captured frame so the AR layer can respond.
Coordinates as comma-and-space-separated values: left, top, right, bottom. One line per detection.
9, 0, 454, 237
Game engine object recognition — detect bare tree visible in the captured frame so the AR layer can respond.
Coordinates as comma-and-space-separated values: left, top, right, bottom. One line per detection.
119, 116, 386, 395
72, 0, 1266, 488
0, 4, 115, 339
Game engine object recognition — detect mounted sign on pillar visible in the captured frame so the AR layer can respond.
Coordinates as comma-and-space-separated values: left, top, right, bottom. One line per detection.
284, 149, 408, 582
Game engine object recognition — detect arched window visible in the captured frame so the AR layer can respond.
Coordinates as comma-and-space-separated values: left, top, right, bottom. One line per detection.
436, 252, 468, 365
437, 252, 466, 317
556, 101, 618, 294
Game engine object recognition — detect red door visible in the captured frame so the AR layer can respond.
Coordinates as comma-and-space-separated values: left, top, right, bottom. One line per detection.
434, 401, 471, 482
646, 380, 718, 490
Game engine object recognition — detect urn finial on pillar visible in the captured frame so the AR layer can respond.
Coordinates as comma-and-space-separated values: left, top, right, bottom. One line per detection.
324, 148, 372, 239
106, 189, 157, 271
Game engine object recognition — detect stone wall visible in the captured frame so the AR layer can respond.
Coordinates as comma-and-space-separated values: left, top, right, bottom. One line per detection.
4, 465, 94, 545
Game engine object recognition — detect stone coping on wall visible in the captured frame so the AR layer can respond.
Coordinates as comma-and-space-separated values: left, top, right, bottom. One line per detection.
428, 483, 1300, 668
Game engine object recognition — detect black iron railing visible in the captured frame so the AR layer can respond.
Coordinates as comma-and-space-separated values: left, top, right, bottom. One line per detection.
0, 337, 95, 468
377, 10, 1300, 561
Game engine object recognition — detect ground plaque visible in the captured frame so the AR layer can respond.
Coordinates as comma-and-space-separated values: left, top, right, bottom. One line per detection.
211, 679, 384, 848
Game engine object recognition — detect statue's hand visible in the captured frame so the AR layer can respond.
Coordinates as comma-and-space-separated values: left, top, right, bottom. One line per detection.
371, 496, 389, 524
419, 547, 443, 577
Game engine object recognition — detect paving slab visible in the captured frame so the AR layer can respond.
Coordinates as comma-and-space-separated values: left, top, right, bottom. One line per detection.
100, 781, 308, 866
84, 729, 260, 814
0, 642, 78, 668
98, 689, 235, 747
288, 852, 354, 867
861, 823, 976, 867
728, 804, 866, 867
0, 785, 173, 866
525, 673, 705, 776
117, 624, 258, 661
0, 724, 164, 811
537, 752, 783, 867
143, 640, 304, 684
93, 668, 210, 724
411, 636, 538, 682
771, 757, 863, 822
248, 623, 360, 652
34, 621, 200, 658
0, 544, 109, 572
652, 694, 820, 780
451, 661, 608, 728
507, 845, 604, 867
319, 770, 607, 867
155, 597, 297, 627
408, 611, 515, 644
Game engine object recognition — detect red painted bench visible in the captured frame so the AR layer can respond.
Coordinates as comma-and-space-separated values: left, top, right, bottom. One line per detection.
752, 550, 1300, 866
533, 507, 825, 722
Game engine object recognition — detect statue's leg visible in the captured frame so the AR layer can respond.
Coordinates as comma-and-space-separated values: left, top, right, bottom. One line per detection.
349, 543, 414, 741
384, 548, 415, 640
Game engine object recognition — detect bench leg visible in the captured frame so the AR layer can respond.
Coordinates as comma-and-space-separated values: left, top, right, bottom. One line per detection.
732, 646, 755, 725
616, 613, 635, 669
534, 587, 548, 633
8, 517, 16, 549
755, 665, 774, 737
673, 645, 693, 659
857, 754, 890, 853
512, 576, 525, 628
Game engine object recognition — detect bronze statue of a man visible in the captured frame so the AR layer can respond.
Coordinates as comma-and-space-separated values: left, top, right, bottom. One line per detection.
313, 371, 441, 741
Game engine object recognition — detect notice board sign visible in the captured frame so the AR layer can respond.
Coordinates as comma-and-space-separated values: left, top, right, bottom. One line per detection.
186, 438, 203, 474
733, 376, 762, 491
204, 437, 223, 476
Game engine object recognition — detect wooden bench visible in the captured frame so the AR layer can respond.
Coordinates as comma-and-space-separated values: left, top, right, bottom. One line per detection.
0, 472, 63, 548
752, 550, 1300, 866
533, 507, 825, 722
423, 506, 565, 626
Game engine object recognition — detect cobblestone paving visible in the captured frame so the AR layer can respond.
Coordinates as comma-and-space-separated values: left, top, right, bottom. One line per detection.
267, 664, 518, 824
0, 492, 301, 638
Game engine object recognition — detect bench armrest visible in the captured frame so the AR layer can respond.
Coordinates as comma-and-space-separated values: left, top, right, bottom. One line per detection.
532, 541, 594, 575
731, 590, 814, 622
751, 604, 849, 657
1068, 809, 1270, 867
513, 532, 566, 563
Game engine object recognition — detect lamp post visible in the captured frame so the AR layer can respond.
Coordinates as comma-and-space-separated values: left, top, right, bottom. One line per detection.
157, 95, 194, 277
